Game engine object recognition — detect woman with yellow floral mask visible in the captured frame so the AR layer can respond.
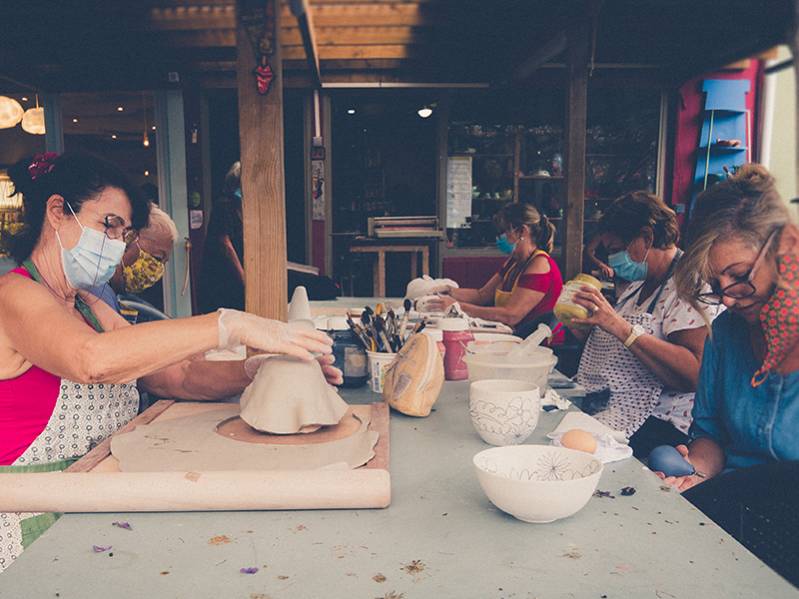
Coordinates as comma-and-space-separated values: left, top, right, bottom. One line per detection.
121, 205, 176, 295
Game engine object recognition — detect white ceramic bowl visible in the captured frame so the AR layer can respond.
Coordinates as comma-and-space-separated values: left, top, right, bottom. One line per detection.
469, 380, 541, 446
473, 445, 603, 523
463, 351, 557, 390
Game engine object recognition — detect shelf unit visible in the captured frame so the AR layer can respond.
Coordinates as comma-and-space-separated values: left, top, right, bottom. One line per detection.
691, 79, 751, 215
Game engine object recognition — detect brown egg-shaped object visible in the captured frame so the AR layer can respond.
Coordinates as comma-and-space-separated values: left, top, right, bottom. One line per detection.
561, 429, 597, 454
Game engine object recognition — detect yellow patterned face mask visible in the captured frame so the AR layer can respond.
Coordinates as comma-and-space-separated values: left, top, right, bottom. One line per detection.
123, 249, 165, 294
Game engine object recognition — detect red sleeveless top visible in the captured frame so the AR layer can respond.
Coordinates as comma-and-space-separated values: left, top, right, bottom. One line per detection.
0, 267, 61, 465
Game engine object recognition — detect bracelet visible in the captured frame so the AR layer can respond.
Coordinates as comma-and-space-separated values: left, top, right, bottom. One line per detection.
623, 324, 645, 348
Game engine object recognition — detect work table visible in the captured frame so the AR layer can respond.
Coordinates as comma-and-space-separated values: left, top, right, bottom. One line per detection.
1, 381, 796, 598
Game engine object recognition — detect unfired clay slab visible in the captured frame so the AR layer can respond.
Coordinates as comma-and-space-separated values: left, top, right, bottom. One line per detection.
110, 406, 379, 472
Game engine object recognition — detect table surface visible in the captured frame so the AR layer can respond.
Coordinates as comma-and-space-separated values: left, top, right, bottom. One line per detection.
2, 379, 797, 598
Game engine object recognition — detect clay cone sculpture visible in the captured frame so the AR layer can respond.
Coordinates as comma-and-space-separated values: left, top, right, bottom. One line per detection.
288, 286, 312, 324
240, 356, 348, 434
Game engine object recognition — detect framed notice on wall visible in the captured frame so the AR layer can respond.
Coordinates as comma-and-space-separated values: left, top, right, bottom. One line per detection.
446, 156, 472, 228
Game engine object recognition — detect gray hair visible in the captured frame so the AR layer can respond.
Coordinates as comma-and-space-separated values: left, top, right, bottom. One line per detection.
139, 204, 179, 261
674, 164, 793, 315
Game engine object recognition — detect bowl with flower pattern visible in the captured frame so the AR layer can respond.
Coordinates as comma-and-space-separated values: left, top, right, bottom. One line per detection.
473, 445, 603, 523
469, 379, 540, 446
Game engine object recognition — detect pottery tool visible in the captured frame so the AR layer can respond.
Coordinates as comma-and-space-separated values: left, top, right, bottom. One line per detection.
374, 316, 395, 353
398, 299, 412, 344
0, 400, 391, 513
648, 445, 706, 478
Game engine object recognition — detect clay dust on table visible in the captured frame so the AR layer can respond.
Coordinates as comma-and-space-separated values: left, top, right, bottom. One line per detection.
208, 535, 232, 545
401, 560, 426, 575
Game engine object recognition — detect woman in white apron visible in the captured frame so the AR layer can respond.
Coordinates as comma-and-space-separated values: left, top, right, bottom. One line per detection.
0, 152, 339, 571
567, 191, 720, 457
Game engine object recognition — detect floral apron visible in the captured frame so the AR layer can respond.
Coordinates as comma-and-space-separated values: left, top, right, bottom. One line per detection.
0, 262, 139, 572
576, 254, 680, 437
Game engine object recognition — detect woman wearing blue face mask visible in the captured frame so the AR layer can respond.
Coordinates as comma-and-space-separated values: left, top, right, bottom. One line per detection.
568, 191, 721, 458
437, 203, 564, 339
0, 153, 337, 570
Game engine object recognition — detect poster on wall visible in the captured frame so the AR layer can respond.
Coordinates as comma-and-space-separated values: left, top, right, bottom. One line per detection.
446, 156, 472, 228
311, 159, 325, 220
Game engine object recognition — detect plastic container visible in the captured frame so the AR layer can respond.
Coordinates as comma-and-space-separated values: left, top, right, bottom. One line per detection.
366, 350, 397, 394
466, 335, 523, 356
421, 328, 446, 357
553, 273, 602, 328
327, 316, 368, 388
463, 350, 558, 390
440, 318, 474, 380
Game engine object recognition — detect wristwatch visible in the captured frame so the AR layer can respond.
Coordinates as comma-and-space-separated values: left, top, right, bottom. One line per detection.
623, 324, 646, 348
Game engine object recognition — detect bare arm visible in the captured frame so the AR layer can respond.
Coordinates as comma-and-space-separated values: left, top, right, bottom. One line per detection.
0, 273, 329, 387
448, 273, 502, 306
570, 286, 707, 392
455, 286, 545, 326
453, 256, 550, 326
660, 438, 726, 492
221, 234, 245, 285
585, 235, 614, 279
140, 358, 250, 400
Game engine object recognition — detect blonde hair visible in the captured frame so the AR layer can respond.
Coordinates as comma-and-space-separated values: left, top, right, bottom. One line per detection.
674, 164, 792, 314
493, 202, 556, 253
139, 204, 179, 261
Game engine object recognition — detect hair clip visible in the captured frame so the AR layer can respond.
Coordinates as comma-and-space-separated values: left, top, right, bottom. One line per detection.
28, 152, 59, 180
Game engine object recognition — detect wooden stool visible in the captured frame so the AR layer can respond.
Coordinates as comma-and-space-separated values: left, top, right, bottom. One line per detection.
350, 244, 430, 297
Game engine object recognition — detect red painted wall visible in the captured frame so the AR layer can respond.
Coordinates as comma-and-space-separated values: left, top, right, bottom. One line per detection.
670, 60, 764, 226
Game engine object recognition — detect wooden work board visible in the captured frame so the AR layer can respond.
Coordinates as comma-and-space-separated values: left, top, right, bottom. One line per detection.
1, 400, 390, 513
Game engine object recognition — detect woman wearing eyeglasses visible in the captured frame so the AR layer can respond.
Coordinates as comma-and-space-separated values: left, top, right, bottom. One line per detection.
567, 191, 721, 457
662, 165, 799, 492
0, 153, 338, 571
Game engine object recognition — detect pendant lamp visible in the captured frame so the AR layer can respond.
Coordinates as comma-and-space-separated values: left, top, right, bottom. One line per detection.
0, 96, 24, 129
21, 96, 45, 135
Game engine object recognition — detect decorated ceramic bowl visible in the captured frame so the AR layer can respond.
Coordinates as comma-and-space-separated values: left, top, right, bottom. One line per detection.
469, 379, 540, 446
473, 445, 603, 523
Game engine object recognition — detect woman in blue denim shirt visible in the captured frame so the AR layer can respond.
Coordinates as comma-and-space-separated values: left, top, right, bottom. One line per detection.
669, 165, 799, 492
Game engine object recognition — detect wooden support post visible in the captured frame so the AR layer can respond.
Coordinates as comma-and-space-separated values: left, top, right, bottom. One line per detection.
236, 0, 287, 320
563, 26, 590, 281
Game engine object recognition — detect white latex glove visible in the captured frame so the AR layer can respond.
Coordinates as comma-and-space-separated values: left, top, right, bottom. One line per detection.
244, 352, 343, 386
217, 309, 332, 361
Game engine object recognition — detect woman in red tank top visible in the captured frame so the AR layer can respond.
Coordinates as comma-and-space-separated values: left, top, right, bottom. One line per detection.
435, 203, 564, 341
0, 152, 337, 570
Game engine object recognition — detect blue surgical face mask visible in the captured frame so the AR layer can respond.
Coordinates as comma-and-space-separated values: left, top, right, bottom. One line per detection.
608, 244, 650, 281
56, 203, 126, 290
496, 233, 516, 255
233, 188, 242, 200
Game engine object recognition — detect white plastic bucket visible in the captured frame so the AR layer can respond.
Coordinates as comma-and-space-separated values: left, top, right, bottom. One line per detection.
366, 351, 397, 394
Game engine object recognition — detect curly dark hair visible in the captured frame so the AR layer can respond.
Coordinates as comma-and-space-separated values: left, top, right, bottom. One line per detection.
7, 152, 149, 264
600, 191, 679, 249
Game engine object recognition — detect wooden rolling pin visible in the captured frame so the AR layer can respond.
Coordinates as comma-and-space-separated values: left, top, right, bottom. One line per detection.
0, 470, 391, 512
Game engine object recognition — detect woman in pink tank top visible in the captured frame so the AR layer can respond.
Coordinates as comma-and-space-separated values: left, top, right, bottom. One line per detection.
0, 152, 338, 570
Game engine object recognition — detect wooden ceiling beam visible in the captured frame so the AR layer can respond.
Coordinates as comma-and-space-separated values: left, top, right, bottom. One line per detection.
284, 44, 419, 60
283, 3, 431, 27
289, 0, 322, 86
148, 3, 432, 31
148, 5, 235, 30
161, 25, 432, 48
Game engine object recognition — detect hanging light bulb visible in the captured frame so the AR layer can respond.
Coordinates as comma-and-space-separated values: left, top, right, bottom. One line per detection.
417, 106, 433, 119
21, 95, 45, 135
142, 93, 150, 148
0, 96, 24, 129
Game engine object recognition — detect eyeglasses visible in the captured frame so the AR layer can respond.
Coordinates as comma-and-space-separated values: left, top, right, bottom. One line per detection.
103, 215, 139, 245
696, 228, 780, 305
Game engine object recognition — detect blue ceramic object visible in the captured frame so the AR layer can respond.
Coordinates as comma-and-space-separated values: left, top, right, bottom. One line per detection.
648, 445, 695, 477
